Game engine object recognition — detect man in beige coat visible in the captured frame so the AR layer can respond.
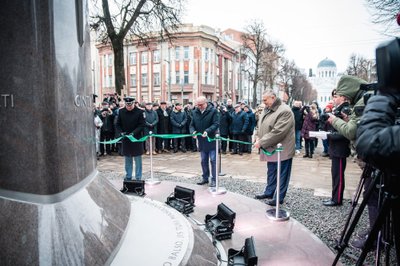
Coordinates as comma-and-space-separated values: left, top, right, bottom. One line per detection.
254, 89, 295, 206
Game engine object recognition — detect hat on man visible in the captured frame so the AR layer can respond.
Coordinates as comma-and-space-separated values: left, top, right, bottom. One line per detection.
145, 102, 153, 106
153, 103, 159, 107
234, 104, 241, 109
175, 102, 181, 106
335, 75, 367, 104
124, 96, 135, 105
160, 101, 167, 105
325, 102, 334, 111
101, 101, 109, 105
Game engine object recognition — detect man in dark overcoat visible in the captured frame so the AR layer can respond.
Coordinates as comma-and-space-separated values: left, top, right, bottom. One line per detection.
190, 96, 220, 187
116, 96, 145, 180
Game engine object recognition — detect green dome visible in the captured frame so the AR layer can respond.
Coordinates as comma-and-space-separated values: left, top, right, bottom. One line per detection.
317, 58, 336, 68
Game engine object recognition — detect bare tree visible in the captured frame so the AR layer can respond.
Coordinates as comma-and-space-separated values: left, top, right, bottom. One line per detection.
278, 58, 314, 104
90, 0, 185, 94
365, 0, 400, 36
260, 41, 285, 91
241, 20, 270, 108
345, 53, 376, 82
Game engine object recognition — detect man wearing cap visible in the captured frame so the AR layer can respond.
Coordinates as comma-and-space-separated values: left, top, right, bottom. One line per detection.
116, 96, 145, 180
170, 102, 188, 153
156, 101, 171, 152
254, 89, 295, 206
190, 96, 219, 187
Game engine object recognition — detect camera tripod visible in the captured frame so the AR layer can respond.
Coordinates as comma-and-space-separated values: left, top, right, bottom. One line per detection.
333, 165, 399, 265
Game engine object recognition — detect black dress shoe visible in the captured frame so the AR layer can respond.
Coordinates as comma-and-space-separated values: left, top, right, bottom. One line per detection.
266, 199, 283, 206
254, 194, 272, 200
322, 198, 332, 203
323, 200, 341, 206
196, 180, 209, 185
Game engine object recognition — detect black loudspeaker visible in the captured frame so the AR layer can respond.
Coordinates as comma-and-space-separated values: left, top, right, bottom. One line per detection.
120, 180, 145, 196
228, 236, 258, 266
205, 203, 236, 240
166, 186, 195, 214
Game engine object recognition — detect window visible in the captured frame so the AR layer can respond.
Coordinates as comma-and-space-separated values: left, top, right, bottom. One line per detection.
184, 46, 189, 60
141, 52, 148, 64
153, 72, 160, 86
205, 71, 208, 84
142, 73, 148, 86
130, 74, 136, 87
153, 50, 160, 63
108, 54, 113, 66
175, 47, 180, 60
129, 52, 137, 65
184, 71, 189, 84
175, 71, 180, 84
205, 48, 209, 61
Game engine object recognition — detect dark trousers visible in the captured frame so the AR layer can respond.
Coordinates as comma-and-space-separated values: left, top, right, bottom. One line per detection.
100, 131, 113, 155
220, 134, 228, 152
305, 138, 315, 155
331, 157, 346, 204
200, 149, 216, 182
263, 158, 293, 201
232, 133, 246, 153
364, 173, 379, 229
173, 138, 185, 151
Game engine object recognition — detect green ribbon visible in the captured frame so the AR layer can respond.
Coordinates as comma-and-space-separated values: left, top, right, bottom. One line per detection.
99, 133, 283, 156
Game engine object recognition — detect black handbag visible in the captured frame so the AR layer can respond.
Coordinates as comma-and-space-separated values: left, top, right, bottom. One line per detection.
120, 180, 145, 196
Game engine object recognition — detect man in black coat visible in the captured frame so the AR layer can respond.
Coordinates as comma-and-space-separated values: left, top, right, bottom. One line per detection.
190, 96, 220, 187
116, 96, 145, 180
156, 101, 171, 152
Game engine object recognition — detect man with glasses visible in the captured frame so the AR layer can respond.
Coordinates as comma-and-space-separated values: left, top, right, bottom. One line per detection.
190, 96, 220, 187
116, 96, 145, 181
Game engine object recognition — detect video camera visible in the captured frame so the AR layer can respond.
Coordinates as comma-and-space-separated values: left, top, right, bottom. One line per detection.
376, 38, 400, 94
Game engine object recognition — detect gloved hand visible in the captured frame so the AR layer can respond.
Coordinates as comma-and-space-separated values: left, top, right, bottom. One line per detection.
202, 131, 208, 138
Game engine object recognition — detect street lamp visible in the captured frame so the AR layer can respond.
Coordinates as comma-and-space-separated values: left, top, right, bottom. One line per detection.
181, 79, 184, 104
164, 47, 172, 102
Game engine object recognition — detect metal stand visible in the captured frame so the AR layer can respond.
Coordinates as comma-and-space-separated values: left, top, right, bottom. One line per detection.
218, 137, 226, 176
209, 134, 227, 195
145, 131, 161, 185
266, 143, 290, 221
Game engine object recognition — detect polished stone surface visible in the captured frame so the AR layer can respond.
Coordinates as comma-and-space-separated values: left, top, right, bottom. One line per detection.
107, 180, 340, 265
0, 174, 130, 265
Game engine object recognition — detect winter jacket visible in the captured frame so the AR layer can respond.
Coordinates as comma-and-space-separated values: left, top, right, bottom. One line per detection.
256, 98, 295, 162
245, 110, 256, 135
230, 110, 249, 134
190, 103, 220, 152
116, 106, 145, 157
356, 94, 400, 173
156, 107, 170, 134
144, 109, 159, 135
170, 108, 188, 134
219, 110, 231, 136
292, 106, 303, 131
301, 110, 318, 139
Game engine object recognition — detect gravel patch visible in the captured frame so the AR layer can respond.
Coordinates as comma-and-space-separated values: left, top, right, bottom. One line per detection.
101, 170, 384, 266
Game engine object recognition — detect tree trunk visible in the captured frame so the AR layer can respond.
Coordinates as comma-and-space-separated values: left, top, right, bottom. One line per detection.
252, 80, 257, 109
112, 39, 125, 95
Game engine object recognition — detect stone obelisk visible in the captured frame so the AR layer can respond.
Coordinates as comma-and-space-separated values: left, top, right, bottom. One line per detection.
0, 1, 130, 264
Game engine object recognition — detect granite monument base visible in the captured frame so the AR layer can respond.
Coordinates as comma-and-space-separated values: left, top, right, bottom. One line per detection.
0, 173, 130, 265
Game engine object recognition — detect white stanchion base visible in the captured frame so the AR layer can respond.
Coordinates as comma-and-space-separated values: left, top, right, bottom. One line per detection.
266, 208, 290, 221
145, 179, 161, 185
208, 186, 227, 195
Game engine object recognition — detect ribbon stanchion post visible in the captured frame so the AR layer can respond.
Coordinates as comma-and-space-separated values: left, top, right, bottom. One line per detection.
209, 134, 227, 195
218, 136, 226, 176
266, 143, 290, 221
145, 131, 161, 185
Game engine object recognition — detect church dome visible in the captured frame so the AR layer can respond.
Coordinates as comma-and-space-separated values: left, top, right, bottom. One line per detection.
317, 58, 336, 68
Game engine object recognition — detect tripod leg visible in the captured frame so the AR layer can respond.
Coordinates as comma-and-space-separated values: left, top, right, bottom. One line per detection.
356, 193, 391, 266
332, 171, 378, 265
335, 173, 366, 249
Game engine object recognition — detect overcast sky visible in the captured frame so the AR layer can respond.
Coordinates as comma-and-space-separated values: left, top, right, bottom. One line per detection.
183, 0, 391, 74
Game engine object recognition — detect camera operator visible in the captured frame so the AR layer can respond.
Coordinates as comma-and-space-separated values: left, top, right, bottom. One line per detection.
356, 93, 400, 173
327, 75, 368, 141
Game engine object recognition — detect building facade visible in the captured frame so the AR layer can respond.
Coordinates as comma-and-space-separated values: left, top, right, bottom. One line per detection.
309, 58, 341, 108
95, 24, 248, 105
